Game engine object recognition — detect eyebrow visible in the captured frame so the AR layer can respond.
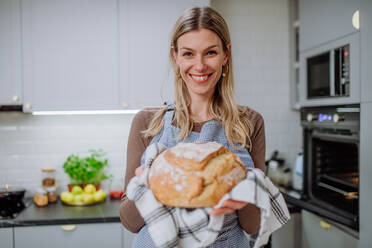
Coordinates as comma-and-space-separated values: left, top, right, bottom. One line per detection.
180, 45, 218, 51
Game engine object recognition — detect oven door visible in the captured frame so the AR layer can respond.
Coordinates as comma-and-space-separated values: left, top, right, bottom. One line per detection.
306, 130, 359, 223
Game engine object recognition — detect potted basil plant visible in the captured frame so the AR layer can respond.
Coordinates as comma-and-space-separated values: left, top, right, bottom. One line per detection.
63, 149, 111, 191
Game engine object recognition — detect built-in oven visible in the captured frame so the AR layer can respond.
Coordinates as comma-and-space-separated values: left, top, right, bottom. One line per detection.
301, 104, 359, 230
299, 32, 360, 107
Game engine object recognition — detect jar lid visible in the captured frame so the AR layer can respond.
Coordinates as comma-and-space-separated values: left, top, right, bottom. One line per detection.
46, 186, 56, 192
35, 187, 47, 195
42, 167, 55, 172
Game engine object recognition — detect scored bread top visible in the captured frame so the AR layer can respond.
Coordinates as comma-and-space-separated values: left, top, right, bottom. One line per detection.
164, 142, 230, 171
148, 142, 247, 208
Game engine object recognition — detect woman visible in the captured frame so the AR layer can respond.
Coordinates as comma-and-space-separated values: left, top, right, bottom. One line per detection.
120, 6, 266, 247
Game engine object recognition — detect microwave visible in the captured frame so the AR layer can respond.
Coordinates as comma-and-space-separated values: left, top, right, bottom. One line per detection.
299, 32, 360, 106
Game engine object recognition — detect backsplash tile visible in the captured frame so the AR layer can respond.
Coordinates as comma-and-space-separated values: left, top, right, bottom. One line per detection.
0, 100, 301, 195
0, 112, 134, 194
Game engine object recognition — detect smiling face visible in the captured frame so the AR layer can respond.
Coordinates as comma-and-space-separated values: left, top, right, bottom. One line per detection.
173, 28, 229, 101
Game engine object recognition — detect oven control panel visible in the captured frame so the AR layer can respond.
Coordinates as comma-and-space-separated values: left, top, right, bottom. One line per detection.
306, 113, 344, 123
301, 105, 360, 126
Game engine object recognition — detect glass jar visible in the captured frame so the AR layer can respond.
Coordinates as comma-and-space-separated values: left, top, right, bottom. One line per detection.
34, 187, 48, 207
41, 167, 56, 188
109, 178, 124, 199
46, 186, 57, 203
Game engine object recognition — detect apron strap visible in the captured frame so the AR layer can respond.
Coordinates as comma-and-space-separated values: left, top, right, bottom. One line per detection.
163, 102, 175, 128
197, 121, 223, 143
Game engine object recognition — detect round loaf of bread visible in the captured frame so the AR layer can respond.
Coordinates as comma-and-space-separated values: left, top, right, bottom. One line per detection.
148, 142, 246, 208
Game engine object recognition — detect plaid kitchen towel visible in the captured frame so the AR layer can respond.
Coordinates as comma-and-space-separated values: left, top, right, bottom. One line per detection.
126, 143, 290, 248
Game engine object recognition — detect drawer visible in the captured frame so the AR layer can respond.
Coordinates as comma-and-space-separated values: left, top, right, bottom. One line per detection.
14, 223, 121, 248
301, 210, 359, 248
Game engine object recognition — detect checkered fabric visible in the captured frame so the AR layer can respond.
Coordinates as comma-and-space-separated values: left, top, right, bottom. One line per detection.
126, 142, 290, 248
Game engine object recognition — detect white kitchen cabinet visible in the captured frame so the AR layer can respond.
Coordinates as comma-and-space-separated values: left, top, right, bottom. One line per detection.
122, 225, 135, 248
301, 210, 359, 248
360, 1, 372, 102
120, 0, 210, 109
20, 0, 210, 112
0, 227, 14, 248
299, 0, 361, 51
360, 102, 372, 248
271, 213, 301, 248
14, 223, 122, 248
21, 0, 120, 112
289, 0, 300, 109
0, 0, 22, 106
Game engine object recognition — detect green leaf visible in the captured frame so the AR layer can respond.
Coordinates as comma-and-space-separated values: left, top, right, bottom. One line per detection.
62, 149, 112, 185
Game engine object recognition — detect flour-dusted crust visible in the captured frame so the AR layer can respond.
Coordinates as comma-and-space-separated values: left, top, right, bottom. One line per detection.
148, 142, 246, 208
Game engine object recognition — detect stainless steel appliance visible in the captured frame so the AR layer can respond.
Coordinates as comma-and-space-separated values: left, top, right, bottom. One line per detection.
300, 32, 360, 107
301, 104, 359, 230
307, 44, 350, 98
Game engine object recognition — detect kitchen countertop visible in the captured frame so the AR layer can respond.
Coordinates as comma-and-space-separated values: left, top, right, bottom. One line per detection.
0, 198, 121, 228
0, 197, 299, 228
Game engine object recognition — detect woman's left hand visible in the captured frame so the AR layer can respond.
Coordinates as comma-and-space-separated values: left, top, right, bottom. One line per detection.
210, 199, 248, 216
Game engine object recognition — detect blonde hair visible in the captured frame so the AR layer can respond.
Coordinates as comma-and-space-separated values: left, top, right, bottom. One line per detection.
143, 7, 253, 150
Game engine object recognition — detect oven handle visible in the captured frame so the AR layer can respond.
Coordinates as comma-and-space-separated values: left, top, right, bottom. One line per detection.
312, 131, 359, 143
318, 182, 359, 199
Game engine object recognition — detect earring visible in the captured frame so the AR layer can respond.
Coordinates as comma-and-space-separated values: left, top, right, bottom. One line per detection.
222, 65, 228, 77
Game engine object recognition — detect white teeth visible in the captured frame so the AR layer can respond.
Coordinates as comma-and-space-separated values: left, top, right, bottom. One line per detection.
191, 75, 208, 81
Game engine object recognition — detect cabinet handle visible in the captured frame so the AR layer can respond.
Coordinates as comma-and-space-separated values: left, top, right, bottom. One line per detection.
61, 225, 76, 232
352, 10, 360, 30
320, 220, 331, 230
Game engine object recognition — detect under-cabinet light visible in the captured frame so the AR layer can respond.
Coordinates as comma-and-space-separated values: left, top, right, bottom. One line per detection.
31, 110, 140, 115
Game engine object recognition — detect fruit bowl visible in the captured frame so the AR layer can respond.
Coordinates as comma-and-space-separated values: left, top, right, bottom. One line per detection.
60, 185, 107, 207
60, 197, 105, 206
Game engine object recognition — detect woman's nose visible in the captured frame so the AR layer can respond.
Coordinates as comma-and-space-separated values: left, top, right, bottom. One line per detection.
194, 56, 207, 72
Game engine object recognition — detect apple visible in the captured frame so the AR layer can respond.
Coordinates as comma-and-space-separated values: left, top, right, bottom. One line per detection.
93, 189, 106, 202
84, 184, 96, 194
71, 185, 83, 195
74, 194, 83, 202
82, 193, 94, 204
60, 192, 74, 203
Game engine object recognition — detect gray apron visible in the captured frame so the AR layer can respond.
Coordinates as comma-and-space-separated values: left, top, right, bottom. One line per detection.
133, 103, 255, 248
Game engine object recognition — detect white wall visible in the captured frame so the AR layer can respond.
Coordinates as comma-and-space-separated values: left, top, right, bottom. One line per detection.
0, 112, 135, 194
212, 0, 302, 167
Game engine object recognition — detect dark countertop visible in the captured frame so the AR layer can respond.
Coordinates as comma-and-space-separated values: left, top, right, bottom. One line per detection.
0, 198, 121, 228
286, 203, 300, 214
1, 195, 299, 228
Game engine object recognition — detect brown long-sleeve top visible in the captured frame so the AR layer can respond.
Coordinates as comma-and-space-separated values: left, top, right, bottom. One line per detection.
119, 106, 266, 234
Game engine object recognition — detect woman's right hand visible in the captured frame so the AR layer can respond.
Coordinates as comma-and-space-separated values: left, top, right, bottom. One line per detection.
135, 165, 145, 177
